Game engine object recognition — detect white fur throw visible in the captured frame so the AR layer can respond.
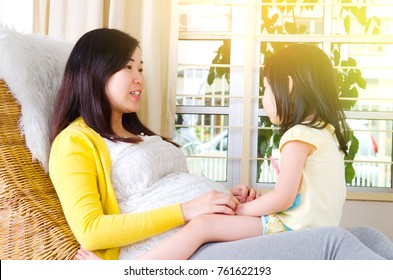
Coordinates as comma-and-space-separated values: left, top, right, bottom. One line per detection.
0, 25, 73, 172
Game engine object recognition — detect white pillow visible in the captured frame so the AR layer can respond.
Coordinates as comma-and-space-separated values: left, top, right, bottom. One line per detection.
0, 25, 73, 172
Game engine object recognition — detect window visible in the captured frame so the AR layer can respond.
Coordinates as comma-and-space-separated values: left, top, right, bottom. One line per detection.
176, 0, 393, 200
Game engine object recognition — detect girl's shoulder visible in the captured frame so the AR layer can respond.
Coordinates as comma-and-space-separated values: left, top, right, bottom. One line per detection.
279, 124, 331, 150
286, 123, 334, 135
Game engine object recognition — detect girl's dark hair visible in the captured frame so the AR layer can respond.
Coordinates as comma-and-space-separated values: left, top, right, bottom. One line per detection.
50, 28, 174, 145
263, 44, 349, 154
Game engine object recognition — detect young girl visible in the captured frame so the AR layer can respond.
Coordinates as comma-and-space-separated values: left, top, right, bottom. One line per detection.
130, 43, 350, 259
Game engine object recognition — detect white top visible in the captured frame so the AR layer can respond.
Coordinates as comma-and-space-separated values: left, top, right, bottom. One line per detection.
276, 124, 346, 230
104, 135, 230, 259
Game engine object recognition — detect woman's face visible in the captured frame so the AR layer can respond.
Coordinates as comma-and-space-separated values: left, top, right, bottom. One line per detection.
105, 47, 144, 115
262, 77, 280, 125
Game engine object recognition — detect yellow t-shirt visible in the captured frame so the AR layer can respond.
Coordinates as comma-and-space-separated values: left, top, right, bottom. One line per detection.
49, 117, 185, 259
270, 124, 346, 232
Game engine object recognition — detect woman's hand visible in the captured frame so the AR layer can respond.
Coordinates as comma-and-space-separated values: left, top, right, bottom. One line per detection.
180, 190, 240, 222
231, 184, 261, 203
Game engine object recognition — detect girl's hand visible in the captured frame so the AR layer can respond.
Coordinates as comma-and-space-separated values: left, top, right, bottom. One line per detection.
231, 184, 261, 203
180, 190, 240, 222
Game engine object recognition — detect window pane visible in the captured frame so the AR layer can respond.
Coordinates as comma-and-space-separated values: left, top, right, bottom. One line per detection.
332, 43, 393, 112
175, 113, 229, 181
256, 116, 279, 184
178, 40, 230, 107
332, 1, 393, 36
179, 4, 232, 33
260, 0, 324, 35
348, 119, 392, 188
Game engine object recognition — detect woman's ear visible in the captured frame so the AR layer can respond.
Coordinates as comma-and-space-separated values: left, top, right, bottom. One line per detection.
288, 76, 294, 95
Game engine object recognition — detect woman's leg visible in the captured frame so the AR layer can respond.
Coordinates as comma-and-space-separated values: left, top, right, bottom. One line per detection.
190, 226, 386, 260
75, 225, 392, 260
137, 214, 263, 260
345, 226, 393, 259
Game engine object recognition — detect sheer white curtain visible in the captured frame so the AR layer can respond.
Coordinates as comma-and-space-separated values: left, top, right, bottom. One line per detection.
33, 0, 178, 137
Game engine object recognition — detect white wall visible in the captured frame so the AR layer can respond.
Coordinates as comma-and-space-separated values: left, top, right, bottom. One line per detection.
0, 0, 33, 33
340, 200, 393, 241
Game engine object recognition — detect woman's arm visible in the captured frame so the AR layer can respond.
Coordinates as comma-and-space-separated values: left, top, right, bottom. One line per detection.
49, 129, 186, 251
236, 140, 315, 217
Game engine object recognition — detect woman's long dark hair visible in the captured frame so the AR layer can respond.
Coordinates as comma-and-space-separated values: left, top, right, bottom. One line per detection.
263, 44, 349, 154
50, 28, 172, 145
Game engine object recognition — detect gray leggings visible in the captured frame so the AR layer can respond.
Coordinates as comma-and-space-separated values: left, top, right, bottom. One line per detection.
190, 226, 393, 260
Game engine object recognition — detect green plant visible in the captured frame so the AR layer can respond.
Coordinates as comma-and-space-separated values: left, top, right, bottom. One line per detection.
207, 0, 380, 185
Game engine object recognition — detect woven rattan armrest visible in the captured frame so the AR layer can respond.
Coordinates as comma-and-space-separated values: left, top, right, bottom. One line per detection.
0, 80, 79, 259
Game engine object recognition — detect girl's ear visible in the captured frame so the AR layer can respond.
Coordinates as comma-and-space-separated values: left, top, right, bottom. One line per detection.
288, 75, 294, 95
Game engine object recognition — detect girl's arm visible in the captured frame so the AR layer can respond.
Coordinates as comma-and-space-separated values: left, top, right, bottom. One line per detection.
236, 140, 315, 217
135, 142, 315, 260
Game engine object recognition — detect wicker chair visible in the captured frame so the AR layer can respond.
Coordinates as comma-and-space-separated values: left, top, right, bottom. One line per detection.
0, 79, 79, 259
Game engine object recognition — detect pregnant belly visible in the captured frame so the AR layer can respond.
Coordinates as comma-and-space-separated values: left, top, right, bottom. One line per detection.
119, 172, 231, 214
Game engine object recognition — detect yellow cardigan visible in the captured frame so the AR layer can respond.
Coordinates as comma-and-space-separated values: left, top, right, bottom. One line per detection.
49, 117, 185, 260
